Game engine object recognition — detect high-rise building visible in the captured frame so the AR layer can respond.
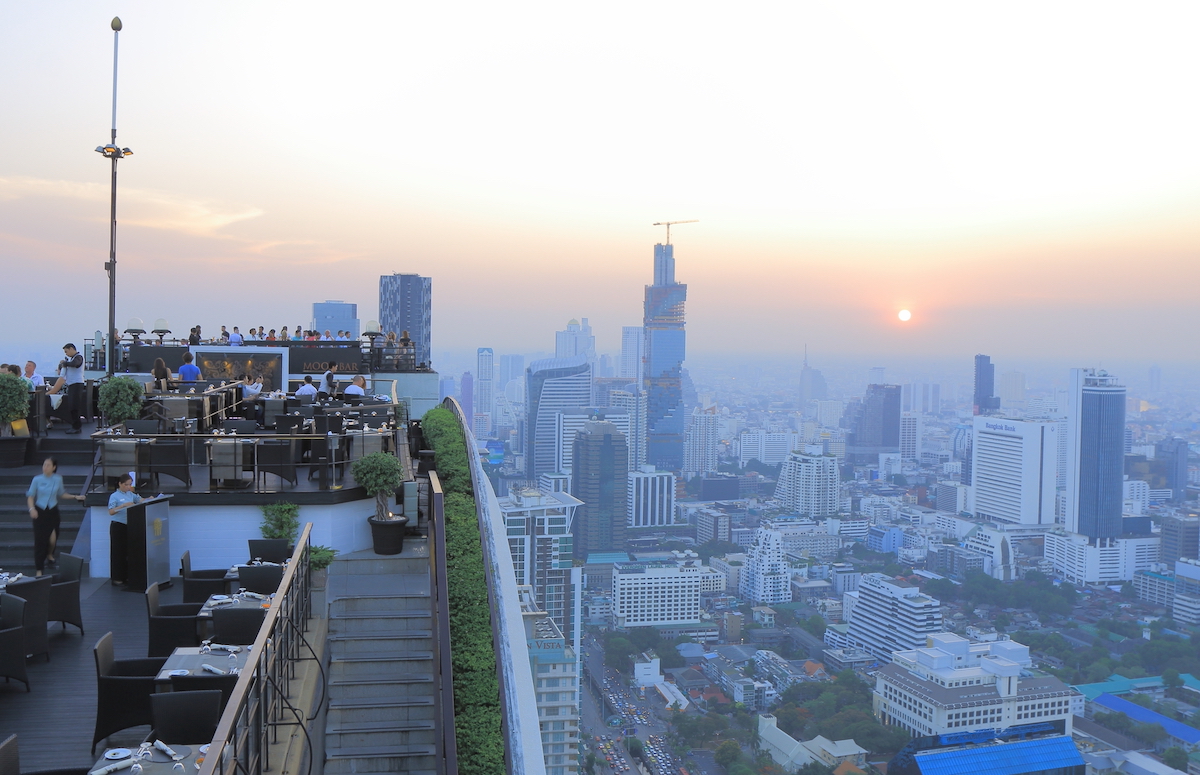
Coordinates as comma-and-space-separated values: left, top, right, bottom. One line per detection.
476, 347, 494, 420
775, 450, 839, 517
643, 243, 688, 471
459, 371, 474, 421
899, 412, 922, 461
555, 408, 630, 477
311, 300, 360, 338
695, 509, 731, 544
572, 421, 629, 557
1159, 516, 1199, 568
739, 527, 793, 605
555, 318, 595, 360
525, 355, 592, 480
518, 587, 581, 775
1064, 369, 1125, 541
739, 431, 801, 466
438, 375, 456, 402
970, 416, 1059, 526
901, 383, 941, 415
682, 405, 721, 476
500, 488, 583, 645
816, 401, 844, 429
620, 326, 644, 382
847, 574, 943, 663
611, 558, 708, 629
997, 371, 1026, 412
628, 465, 675, 529
498, 354, 525, 392
868, 367, 887, 385
1155, 438, 1191, 502
847, 384, 901, 462
609, 388, 647, 468
378, 273, 432, 366
798, 353, 828, 406
973, 354, 1000, 415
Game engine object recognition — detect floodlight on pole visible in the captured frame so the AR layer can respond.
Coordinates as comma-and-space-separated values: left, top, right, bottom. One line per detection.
96, 16, 130, 376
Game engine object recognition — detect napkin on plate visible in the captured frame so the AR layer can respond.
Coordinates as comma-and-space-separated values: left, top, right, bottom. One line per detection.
154, 740, 179, 758
201, 663, 228, 675
209, 643, 242, 653
89, 757, 135, 775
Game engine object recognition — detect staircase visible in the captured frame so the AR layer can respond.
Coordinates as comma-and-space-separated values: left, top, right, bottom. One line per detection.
324, 541, 437, 774
0, 471, 88, 571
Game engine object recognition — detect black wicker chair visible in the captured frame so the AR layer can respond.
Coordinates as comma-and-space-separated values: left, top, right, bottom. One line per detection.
0, 734, 17, 775
169, 673, 239, 709
236, 565, 284, 595
8, 577, 51, 662
92, 632, 167, 754
180, 551, 228, 605
149, 690, 223, 745
47, 554, 84, 635
145, 584, 202, 658
0, 595, 29, 692
247, 539, 288, 564
211, 608, 265, 646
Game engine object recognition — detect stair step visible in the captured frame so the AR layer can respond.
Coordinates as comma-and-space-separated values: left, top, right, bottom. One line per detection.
330, 631, 433, 656
330, 614, 432, 635
328, 697, 435, 725
329, 593, 431, 614
323, 744, 437, 775
326, 725, 437, 751
329, 696, 435, 710
329, 653, 433, 680
328, 676, 434, 700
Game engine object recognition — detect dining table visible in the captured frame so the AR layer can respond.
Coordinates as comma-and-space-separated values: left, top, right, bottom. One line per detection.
155, 645, 250, 684
196, 591, 272, 620
90, 741, 213, 774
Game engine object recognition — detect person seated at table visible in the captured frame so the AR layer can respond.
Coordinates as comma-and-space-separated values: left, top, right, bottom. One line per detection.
178, 352, 201, 383
107, 473, 144, 587
24, 361, 44, 388
152, 357, 172, 391
343, 375, 367, 397
295, 375, 318, 398
265, 329, 277, 341
241, 374, 263, 398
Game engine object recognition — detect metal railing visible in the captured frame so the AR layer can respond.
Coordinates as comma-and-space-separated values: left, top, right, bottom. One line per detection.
443, 398, 547, 775
200, 523, 315, 775
427, 470, 459, 774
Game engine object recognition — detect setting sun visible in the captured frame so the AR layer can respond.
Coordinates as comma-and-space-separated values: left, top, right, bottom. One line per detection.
898, 309, 912, 322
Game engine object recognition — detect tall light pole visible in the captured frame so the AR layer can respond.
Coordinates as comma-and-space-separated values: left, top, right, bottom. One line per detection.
95, 16, 132, 376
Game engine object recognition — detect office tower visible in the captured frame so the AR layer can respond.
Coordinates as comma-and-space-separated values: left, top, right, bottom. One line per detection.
901, 383, 942, 415
1149, 364, 1162, 392
868, 367, 886, 385
590, 377, 630, 408
1064, 369, 1125, 541
899, 412, 922, 461
554, 408, 631, 477
378, 273, 432, 366
555, 318, 595, 360
609, 388, 648, 468
620, 326, 644, 381
739, 431, 801, 466
682, 405, 721, 476
970, 416, 1059, 526
311, 300, 360, 338
695, 509, 731, 544
525, 355, 592, 480
798, 353, 828, 406
459, 371, 474, 421
973, 354, 1000, 415
847, 574, 943, 663
1155, 438, 1190, 502
874, 633, 1076, 737
476, 347, 494, 418
501, 488, 583, 643
1160, 515, 1200, 567
997, 371, 1026, 412
847, 384, 901, 463
611, 559, 705, 628
596, 354, 615, 378
775, 450, 839, 517
739, 527, 793, 605
816, 400, 844, 429
498, 354, 524, 392
572, 421, 629, 557
438, 375, 456, 402
643, 243, 688, 471
628, 465, 675, 528
518, 587, 581, 775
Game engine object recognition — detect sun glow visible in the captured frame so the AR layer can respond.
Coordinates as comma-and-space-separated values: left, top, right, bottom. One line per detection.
898, 310, 912, 322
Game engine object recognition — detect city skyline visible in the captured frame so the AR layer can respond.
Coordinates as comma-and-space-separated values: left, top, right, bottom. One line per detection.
3, 4, 1200, 366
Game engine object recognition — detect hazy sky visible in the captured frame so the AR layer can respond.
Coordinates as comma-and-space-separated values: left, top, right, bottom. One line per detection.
4, 2, 1200, 370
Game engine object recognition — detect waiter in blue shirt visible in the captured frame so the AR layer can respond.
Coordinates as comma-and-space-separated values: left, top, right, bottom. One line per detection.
107, 473, 144, 587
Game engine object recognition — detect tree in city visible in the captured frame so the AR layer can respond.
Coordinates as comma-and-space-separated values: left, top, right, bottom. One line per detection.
1163, 747, 1188, 771
626, 737, 644, 759
1163, 668, 1183, 689
714, 740, 742, 769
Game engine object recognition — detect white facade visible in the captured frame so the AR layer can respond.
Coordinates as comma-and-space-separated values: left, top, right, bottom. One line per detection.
555, 318, 595, 360
900, 412, 922, 461
774, 450, 840, 517
739, 431, 801, 466
632, 652, 663, 688
627, 465, 675, 528
556, 409, 630, 477
971, 416, 1058, 526
847, 573, 944, 663
611, 559, 708, 628
695, 508, 731, 544
873, 632, 1080, 738
476, 347, 494, 423
619, 326, 644, 382
740, 527, 793, 606
709, 554, 746, 593
1044, 531, 1159, 584
962, 526, 1016, 581
519, 587, 581, 775
816, 400, 844, 429
683, 405, 722, 476
609, 388, 648, 468
502, 488, 585, 645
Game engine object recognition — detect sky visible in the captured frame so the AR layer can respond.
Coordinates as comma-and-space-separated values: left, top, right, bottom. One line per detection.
3, 2, 1200, 374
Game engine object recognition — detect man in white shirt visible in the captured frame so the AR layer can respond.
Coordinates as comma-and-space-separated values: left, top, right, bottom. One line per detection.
229, 327, 245, 346
343, 375, 367, 396
335, 331, 348, 341
24, 361, 44, 388
295, 376, 318, 397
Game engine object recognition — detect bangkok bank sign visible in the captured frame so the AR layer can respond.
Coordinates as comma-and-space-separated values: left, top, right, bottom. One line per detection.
984, 422, 1017, 433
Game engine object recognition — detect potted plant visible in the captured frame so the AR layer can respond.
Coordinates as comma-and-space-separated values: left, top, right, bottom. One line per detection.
351, 451, 408, 555
98, 376, 144, 427
0, 373, 30, 468
260, 501, 300, 550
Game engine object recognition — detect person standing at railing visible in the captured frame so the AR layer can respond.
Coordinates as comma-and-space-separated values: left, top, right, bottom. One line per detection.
57, 343, 85, 434
26, 457, 84, 576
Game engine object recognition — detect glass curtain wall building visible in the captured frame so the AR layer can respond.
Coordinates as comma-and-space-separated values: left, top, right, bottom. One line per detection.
643, 243, 688, 471
378, 273, 432, 366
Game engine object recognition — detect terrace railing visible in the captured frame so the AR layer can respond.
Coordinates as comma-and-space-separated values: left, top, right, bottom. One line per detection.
427, 469, 459, 774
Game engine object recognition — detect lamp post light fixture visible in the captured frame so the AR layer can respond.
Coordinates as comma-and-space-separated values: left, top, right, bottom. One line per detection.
95, 16, 131, 376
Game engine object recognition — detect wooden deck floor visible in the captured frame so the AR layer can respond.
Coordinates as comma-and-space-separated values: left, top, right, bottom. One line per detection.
0, 577, 187, 770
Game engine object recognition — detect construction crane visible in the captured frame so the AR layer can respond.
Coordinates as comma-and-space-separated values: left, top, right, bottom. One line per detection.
652, 219, 698, 245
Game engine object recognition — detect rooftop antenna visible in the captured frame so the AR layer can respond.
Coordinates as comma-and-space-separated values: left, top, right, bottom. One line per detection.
652, 219, 698, 245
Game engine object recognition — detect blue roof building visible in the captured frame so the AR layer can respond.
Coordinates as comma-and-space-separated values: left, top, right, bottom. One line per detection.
912, 734, 1084, 775
1092, 692, 1200, 748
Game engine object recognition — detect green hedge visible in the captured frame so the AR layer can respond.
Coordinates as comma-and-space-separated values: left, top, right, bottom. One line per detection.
422, 406, 505, 775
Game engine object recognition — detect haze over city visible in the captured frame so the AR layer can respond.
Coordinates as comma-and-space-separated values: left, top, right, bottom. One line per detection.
4, 2, 1200, 371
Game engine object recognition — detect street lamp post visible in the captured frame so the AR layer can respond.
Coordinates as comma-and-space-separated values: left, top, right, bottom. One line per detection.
95, 17, 131, 376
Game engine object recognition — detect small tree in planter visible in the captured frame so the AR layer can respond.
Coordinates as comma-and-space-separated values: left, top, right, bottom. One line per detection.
0, 373, 30, 467
98, 376, 144, 426
351, 451, 408, 555
260, 501, 300, 544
